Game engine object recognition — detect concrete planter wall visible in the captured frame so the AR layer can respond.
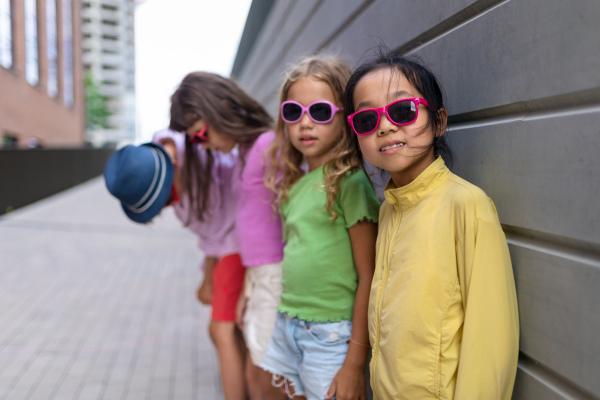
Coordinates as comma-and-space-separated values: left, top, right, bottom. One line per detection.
0, 148, 114, 215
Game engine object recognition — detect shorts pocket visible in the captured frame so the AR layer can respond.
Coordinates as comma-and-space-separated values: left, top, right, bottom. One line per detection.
306, 320, 352, 346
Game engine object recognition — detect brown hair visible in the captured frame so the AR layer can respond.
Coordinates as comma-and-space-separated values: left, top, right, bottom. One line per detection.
264, 56, 357, 219
169, 72, 273, 223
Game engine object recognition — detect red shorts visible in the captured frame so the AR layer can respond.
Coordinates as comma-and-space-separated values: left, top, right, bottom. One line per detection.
211, 253, 245, 322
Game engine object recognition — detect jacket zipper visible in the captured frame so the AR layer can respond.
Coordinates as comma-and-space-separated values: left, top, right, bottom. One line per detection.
372, 204, 402, 399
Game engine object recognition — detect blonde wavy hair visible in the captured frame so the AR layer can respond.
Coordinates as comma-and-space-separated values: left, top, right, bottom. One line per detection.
264, 55, 358, 220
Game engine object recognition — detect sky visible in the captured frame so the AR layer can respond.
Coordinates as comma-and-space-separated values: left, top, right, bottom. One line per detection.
134, 0, 252, 143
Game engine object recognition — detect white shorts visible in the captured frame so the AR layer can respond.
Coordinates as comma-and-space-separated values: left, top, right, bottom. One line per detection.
242, 262, 282, 366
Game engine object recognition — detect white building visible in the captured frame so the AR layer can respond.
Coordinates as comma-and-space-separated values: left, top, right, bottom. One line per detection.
81, 0, 135, 147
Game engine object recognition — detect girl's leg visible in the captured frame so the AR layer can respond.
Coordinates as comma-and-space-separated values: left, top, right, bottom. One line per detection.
242, 263, 286, 399
244, 357, 288, 400
210, 254, 247, 399
257, 366, 291, 400
210, 320, 247, 400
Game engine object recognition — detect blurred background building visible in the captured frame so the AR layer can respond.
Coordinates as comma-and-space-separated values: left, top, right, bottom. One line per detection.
0, 0, 84, 148
0, 0, 122, 214
81, 0, 136, 147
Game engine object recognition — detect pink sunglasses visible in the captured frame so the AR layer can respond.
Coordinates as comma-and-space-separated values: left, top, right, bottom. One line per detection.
281, 100, 342, 124
347, 97, 432, 135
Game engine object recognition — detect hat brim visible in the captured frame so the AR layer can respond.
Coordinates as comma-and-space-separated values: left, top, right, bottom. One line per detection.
121, 143, 174, 224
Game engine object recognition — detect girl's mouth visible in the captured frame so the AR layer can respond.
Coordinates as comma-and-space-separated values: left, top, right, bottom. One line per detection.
380, 142, 405, 153
299, 136, 317, 144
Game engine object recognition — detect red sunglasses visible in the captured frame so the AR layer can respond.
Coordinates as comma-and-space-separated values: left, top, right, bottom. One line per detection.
188, 124, 208, 144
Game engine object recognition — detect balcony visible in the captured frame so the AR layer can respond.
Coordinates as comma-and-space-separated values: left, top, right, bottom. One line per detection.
100, 69, 122, 83
100, 24, 120, 38
101, 39, 120, 53
100, 53, 121, 67
100, 8, 120, 22
99, 84, 121, 98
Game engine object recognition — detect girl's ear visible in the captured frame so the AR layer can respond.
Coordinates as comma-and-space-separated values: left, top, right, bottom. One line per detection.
435, 108, 448, 137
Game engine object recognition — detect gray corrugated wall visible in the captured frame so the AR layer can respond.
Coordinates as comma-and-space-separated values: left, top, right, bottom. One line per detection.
232, 1, 600, 399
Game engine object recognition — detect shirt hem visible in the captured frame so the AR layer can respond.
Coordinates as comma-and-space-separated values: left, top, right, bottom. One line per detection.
243, 257, 284, 267
277, 307, 353, 323
346, 215, 379, 229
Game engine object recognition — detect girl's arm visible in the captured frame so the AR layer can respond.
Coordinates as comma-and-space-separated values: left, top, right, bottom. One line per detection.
454, 218, 519, 399
326, 220, 377, 400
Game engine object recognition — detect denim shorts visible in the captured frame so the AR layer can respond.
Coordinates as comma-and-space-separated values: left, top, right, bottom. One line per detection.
260, 312, 352, 400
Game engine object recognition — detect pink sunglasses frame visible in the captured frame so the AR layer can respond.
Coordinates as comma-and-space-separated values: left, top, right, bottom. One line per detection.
280, 100, 343, 124
188, 124, 208, 144
347, 97, 431, 136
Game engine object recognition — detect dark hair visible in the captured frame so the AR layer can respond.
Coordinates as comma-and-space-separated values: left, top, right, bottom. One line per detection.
343, 47, 454, 177
169, 72, 273, 223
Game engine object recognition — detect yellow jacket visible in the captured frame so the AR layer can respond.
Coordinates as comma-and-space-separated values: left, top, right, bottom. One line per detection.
369, 157, 519, 400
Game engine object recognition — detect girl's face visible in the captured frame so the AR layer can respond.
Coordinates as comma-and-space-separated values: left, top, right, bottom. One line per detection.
285, 77, 344, 171
186, 119, 237, 153
353, 67, 444, 187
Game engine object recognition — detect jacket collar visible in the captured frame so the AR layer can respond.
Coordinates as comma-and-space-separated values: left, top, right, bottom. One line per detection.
383, 156, 451, 212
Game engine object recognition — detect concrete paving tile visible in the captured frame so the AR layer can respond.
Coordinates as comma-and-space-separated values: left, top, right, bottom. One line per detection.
0, 179, 220, 400
0, 387, 32, 400
77, 383, 104, 400
98, 384, 126, 400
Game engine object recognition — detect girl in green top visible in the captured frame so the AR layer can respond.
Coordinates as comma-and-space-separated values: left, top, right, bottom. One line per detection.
262, 56, 380, 400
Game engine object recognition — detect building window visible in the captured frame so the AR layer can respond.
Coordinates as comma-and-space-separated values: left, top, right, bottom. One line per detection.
46, 0, 57, 97
0, 0, 11, 69
62, 0, 73, 106
25, 0, 38, 85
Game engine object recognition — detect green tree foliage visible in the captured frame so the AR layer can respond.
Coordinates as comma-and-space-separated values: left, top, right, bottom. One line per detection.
84, 72, 111, 130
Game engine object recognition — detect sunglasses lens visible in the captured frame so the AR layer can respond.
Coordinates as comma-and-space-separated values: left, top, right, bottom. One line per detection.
189, 130, 207, 144
308, 102, 332, 122
352, 111, 379, 134
388, 100, 417, 125
282, 103, 303, 122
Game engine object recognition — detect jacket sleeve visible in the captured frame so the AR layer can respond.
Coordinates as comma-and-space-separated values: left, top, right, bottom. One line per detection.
454, 217, 520, 400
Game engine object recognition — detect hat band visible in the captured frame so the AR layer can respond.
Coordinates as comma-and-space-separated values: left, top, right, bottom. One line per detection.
126, 147, 167, 214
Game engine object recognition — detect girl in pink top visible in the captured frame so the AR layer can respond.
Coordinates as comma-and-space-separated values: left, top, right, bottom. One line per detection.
170, 72, 284, 400
152, 128, 239, 294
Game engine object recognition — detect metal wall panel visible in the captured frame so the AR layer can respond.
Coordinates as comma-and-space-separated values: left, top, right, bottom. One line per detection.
414, 0, 600, 116
250, 0, 369, 102
233, 0, 600, 398
241, 0, 321, 93
450, 113, 600, 242
509, 243, 600, 395
237, 1, 293, 87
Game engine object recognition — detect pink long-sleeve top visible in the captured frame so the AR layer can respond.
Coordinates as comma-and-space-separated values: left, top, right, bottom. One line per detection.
233, 131, 284, 267
152, 129, 239, 259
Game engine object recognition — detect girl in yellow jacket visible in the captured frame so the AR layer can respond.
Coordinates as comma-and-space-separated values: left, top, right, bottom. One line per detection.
343, 48, 519, 400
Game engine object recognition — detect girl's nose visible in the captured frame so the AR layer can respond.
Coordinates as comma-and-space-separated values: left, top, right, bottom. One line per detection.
299, 111, 313, 128
377, 113, 396, 136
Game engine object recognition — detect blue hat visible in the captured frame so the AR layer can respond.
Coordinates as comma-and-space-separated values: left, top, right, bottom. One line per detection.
104, 142, 174, 224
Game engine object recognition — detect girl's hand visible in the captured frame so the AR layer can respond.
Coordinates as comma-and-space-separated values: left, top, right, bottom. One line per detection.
196, 277, 212, 305
197, 256, 218, 305
325, 363, 366, 400
235, 294, 248, 331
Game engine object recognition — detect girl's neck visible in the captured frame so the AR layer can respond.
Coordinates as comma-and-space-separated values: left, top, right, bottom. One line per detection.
390, 151, 436, 188
306, 149, 335, 172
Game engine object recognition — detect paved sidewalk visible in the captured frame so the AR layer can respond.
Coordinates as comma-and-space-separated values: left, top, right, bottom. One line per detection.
0, 178, 223, 400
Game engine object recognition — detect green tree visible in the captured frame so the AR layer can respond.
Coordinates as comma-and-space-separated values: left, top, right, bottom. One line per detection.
84, 72, 111, 130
